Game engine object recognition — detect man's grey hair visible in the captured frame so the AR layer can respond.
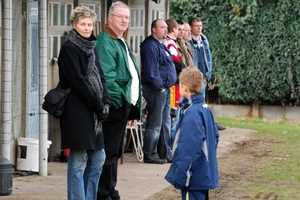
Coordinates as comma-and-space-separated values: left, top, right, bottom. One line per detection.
108, 1, 130, 14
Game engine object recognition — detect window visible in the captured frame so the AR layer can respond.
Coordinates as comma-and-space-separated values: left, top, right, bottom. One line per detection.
130, 34, 144, 54
52, 36, 58, 58
130, 8, 144, 28
95, 6, 100, 22
135, 10, 139, 27
140, 10, 144, 27
53, 3, 59, 26
67, 4, 72, 26
49, 2, 73, 26
60, 35, 67, 46
60, 4, 65, 26
151, 10, 165, 21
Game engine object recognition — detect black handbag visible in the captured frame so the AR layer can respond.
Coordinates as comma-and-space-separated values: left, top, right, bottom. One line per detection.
42, 83, 71, 119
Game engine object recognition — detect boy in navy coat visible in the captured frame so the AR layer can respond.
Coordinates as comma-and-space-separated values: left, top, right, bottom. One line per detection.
165, 66, 219, 200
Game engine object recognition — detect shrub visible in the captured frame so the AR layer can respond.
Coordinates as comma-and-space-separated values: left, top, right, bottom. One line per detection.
170, 0, 300, 105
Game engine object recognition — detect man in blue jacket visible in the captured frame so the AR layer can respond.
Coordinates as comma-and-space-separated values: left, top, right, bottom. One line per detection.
140, 19, 177, 164
187, 17, 226, 131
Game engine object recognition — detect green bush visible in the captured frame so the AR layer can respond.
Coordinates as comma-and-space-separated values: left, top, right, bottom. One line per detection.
170, 0, 300, 105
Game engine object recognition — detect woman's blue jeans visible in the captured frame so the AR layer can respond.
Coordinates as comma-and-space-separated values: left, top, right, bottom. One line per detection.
68, 148, 106, 200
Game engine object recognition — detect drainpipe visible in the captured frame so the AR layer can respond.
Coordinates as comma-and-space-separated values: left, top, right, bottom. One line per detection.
1, 0, 13, 160
38, 0, 49, 176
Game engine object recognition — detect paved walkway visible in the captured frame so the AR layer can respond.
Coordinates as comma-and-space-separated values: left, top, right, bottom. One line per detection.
4, 127, 256, 200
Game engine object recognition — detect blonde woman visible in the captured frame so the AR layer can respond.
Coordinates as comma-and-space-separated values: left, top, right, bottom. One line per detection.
58, 6, 111, 200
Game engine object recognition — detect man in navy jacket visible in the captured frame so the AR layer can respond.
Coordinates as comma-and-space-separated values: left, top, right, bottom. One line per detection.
140, 19, 177, 164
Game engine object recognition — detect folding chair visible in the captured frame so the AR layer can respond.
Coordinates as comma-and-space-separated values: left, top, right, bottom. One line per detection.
125, 120, 144, 162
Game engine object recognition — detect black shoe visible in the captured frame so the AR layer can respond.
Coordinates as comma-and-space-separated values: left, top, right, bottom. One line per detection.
166, 159, 173, 163
216, 123, 226, 131
144, 158, 167, 164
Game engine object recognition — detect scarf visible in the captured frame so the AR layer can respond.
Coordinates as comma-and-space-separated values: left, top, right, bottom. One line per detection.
67, 29, 103, 135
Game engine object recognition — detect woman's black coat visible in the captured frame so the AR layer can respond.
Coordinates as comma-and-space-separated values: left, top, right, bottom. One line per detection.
58, 38, 110, 150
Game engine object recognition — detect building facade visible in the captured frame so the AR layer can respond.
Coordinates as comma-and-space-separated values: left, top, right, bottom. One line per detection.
0, 0, 169, 165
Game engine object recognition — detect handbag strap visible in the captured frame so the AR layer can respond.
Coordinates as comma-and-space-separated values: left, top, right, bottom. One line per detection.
56, 82, 71, 94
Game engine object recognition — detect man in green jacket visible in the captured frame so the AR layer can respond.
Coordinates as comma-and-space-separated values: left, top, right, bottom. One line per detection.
95, 1, 141, 200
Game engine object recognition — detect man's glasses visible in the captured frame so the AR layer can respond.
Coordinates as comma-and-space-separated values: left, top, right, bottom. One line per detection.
111, 14, 130, 20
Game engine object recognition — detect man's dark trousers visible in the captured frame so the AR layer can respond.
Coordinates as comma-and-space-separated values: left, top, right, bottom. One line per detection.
97, 103, 129, 200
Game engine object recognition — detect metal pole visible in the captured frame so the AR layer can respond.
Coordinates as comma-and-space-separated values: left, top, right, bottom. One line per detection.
1, 0, 13, 160
38, 0, 49, 176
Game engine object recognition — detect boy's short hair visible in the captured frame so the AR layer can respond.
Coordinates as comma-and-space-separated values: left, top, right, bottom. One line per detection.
179, 66, 203, 94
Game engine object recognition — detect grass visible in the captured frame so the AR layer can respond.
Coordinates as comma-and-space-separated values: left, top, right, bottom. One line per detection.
147, 117, 300, 199
215, 117, 300, 199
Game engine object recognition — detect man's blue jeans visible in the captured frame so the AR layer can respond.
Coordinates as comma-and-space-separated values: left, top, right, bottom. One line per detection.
68, 148, 106, 200
142, 85, 172, 160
